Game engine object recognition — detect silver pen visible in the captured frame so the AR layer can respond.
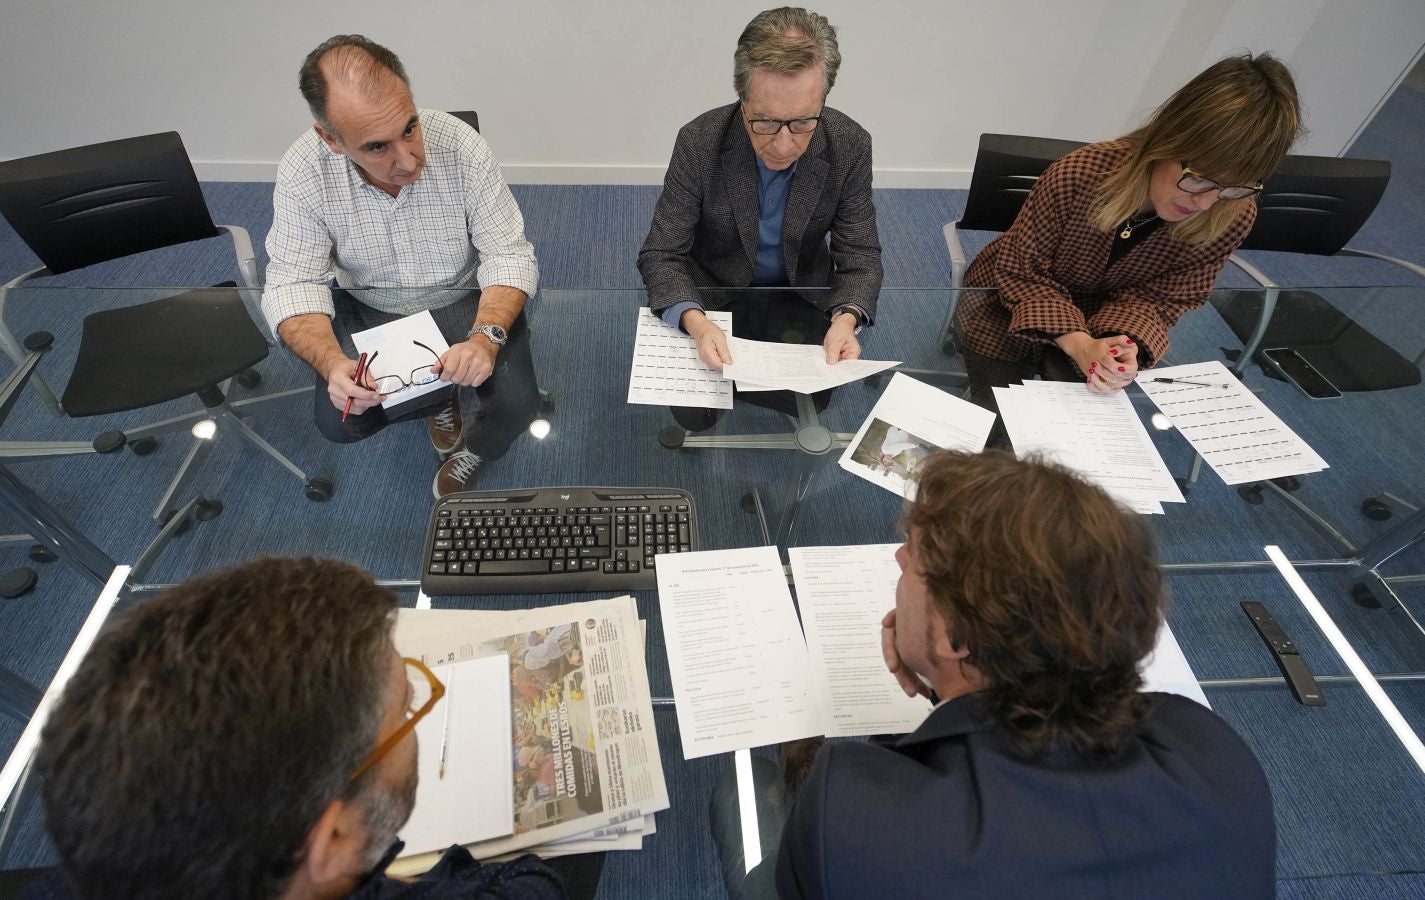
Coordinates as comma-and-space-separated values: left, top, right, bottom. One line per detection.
1150, 377, 1230, 389
438, 665, 454, 779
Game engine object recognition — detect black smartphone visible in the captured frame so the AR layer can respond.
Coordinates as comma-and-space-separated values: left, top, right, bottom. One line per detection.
1261, 347, 1342, 399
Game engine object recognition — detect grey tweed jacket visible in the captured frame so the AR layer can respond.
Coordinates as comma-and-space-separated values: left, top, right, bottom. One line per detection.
638, 102, 883, 322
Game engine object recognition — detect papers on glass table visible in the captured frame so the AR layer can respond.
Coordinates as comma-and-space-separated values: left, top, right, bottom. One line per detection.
722, 336, 899, 393
627, 308, 734, 409
994, 380, 1184, 515
350, 310, 452, 410
838, 372, 997, 500
656, 544, 1210, 759
1136, 361, 1328, 485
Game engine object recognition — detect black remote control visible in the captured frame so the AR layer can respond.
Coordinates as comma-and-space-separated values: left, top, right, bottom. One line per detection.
1241, 602, 1326, 706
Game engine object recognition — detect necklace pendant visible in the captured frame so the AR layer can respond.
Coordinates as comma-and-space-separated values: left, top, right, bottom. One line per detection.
1120, 226, 1132, 238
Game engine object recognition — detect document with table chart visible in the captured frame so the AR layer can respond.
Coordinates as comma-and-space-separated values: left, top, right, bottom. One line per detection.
628, 308, 734, 409
1136, 360, 1328, 485
993, 381, 1184, 515
789, 544, 934, 736
655, 546, 822, 759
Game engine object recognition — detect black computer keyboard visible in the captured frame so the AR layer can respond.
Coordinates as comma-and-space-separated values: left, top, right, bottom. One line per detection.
420, 486, 699, 595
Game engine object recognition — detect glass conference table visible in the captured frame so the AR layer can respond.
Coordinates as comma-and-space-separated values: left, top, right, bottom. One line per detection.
0, 285, 1423, 895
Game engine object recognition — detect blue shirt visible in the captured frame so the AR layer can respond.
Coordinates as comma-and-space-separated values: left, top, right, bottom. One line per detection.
659, 157, 797, 329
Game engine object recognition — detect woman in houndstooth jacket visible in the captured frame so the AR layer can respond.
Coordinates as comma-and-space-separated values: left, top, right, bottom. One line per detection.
955, 53, 1302, 410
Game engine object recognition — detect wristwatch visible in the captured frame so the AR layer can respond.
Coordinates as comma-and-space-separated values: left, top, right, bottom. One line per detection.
831, 305, 865, 335
467, 323, 508, 346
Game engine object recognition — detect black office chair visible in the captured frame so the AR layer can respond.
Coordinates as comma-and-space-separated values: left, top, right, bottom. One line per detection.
939, 133, 1089, 354
1210, 153, 1424, 391
448, 109, 480, 133
0, 133, 332, 532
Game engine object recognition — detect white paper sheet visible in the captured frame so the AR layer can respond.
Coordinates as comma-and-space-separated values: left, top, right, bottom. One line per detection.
1136, 361, 1328, 485
655, 546, 821, 758
401, 654, 515, 856
994, 382, 1182, 515
628, 308, 734, 409
722, 336, 899, 393
1142, 623, 1211, 708
838, 372, 997, 500
788, 545, 935, 736
351, 310, 454, 411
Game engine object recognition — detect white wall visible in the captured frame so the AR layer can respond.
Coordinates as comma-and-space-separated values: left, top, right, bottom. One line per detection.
0, 0, 1421, 187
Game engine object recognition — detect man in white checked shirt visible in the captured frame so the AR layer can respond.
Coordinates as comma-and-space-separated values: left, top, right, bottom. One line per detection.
261, 35, 541, 497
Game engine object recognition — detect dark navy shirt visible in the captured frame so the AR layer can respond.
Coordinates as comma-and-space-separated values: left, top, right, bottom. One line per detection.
753, 156, 796, 286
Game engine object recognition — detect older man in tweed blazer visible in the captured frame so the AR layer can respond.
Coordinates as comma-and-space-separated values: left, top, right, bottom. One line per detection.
638, 7, 882, 380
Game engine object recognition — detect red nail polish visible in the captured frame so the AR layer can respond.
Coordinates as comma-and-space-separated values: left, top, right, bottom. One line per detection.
1118, 366, 1126, 373
1089, 362, 1097, 371
1109, 347, 1119, 356
1124, 338, 1135, 344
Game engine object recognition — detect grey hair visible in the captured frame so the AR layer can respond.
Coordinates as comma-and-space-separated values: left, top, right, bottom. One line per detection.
733, 7, 841, 100
299, 34, 410, 129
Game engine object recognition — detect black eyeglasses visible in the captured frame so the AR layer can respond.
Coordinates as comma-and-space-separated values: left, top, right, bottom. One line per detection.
366, 341, 442, 396
1178, 164, 1263, 201
743, 104, 822, 136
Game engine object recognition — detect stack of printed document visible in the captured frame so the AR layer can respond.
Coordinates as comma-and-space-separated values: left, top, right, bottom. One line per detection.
838, 372, 997, 499
655, 545, 1209, 761
993, 380, 1184, 515
351, 310, 452, 411
387, 596, 668, 874
721, 336, 900, 393
1135, 361, 1328, 484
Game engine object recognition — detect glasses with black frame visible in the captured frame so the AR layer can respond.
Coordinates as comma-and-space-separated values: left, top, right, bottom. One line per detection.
743, 106, 823, 136
349, 657, 445, 784
366, 341, 442, 396
1177, 164, 1263, 201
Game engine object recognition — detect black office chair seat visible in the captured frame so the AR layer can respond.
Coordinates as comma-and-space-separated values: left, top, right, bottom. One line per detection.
61, 286, 269, 417
1211, 289, 1421, 392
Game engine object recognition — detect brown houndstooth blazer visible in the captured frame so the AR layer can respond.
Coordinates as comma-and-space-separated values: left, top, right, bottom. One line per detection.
956, 140, 1255, 369
638, 103, 883, 321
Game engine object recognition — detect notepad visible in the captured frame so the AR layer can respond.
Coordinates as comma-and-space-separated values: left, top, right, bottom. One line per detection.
351, 310, 453, 411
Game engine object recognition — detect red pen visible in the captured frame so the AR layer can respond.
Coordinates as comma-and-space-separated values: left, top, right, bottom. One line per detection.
342, 351, 370, 422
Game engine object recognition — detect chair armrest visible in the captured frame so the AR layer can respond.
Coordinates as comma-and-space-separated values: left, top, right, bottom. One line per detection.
1225, 253, 1278, 289
1337, 248, 1425, 281
943, 220, 966, 291
1, 266, 52, 290
217, 225, 260, 289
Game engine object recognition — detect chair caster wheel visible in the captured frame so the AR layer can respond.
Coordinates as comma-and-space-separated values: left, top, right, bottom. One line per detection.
305, 477, 334, 502
195, 499, 223, 521
659, 426, 686, 449
1361, 498, 1393, 521
740, 493, 759, 514
235, 368, 262, 389
28, 545, 56, 563
0, 568, 38, 599
93, 431, 127, 454
1237, 484, 1265, 505
1350, 582, 1382, 609
158, 508, 193, 535
1271, 476, 1301, 493
130, 436, 158, 456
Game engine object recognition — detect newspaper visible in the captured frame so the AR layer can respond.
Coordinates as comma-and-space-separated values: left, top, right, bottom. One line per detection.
389, 597, 668, 873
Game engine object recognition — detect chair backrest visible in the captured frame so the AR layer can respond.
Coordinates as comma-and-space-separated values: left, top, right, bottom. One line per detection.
0, 132, 218, 275
447, 110, 481, 133
958, 133, 1087, 233
1238, 153, 1391, 256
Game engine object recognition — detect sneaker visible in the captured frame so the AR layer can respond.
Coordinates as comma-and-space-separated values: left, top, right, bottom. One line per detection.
427, 389, 463, 457
433, 451, 483, 498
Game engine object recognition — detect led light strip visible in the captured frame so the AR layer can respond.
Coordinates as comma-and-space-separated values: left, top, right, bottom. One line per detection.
0, 566, 129, 806
735, 747, 763, 871
1265, 546, 1425, 774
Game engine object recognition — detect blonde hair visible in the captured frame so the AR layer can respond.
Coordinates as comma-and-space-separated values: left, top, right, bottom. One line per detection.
1091, 53, 1302, 245
733, 7, 841, 100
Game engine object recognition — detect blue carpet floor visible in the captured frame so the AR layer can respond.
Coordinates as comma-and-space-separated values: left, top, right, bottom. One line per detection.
1, 83, 1424, 896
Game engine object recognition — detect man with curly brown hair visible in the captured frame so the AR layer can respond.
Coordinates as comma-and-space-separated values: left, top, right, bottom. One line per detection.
775, 451, 1275, 899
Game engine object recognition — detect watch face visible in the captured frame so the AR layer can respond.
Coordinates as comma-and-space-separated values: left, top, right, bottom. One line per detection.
478, 324, 508, 344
